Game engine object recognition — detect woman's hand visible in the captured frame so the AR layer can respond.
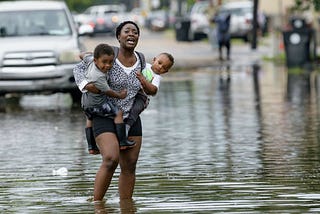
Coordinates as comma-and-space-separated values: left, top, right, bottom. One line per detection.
105, 89, 127, 99
136, 72, 158, 96
136, 71, 145, 83
79, 51, 92, 60
117, 89, 127, 99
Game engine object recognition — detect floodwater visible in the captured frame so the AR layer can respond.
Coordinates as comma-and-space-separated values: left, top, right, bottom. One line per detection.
1, 63, 320, 213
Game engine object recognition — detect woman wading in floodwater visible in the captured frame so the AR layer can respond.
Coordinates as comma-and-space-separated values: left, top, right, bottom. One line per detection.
73, 21, 149, 201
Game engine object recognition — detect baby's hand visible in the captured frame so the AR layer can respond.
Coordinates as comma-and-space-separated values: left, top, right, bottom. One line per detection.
117, 89, 127, 99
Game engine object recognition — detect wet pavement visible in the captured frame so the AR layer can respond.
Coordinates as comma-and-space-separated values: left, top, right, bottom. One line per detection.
1, 30, 320, 213
80, 28, 274, 70
1, 61, 320, 213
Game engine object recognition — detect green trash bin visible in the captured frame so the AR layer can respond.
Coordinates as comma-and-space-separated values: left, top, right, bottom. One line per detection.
175, 18, 190, 41
283, 28, 312, 68
283, 17, 316, 68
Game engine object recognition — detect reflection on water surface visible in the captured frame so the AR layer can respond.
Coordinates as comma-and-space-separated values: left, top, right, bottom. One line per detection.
1, 63, 320, 213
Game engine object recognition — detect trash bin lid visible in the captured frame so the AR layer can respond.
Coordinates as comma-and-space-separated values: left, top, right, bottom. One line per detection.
293, 19, 304, 29
289, 33, 301, 44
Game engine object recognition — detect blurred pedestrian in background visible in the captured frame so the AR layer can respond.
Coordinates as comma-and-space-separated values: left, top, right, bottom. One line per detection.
212, 12, 231, 61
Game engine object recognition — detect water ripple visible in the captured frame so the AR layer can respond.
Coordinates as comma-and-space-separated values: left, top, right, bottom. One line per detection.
1, 66, 320, 213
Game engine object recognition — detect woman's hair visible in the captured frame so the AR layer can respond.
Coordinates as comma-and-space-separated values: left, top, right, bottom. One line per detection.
94, 43, 114, 59
115, 21, 140, 38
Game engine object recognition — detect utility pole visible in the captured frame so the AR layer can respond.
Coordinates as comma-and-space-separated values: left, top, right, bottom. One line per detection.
177, 0, 183, 17
251, 0, 259, 49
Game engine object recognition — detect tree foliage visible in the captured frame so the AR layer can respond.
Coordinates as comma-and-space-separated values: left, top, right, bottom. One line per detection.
292, 0, 320, 11
314, 0, 320, 11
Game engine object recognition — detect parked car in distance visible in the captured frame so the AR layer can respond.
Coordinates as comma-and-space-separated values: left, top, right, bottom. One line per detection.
188, 0, 210, 41
73, 12, 94, 36
0, 1, 85, 101
145, 10, 175, 31
81, 4, 126, 36
216, 1, 254, 42
125, 8, 147, 27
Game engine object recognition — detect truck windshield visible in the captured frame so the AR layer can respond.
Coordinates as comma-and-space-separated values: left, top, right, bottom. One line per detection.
0, 10, 72, 37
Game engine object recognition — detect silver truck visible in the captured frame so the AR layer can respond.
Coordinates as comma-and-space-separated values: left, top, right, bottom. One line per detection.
0, 1, 85, 101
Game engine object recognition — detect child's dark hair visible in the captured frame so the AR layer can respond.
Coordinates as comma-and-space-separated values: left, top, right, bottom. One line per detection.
115, 21, 140, 38
161, 52, 174, 66
94, 43, 114, 59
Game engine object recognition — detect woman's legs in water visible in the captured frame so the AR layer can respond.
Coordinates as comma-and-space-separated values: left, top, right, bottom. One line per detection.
92, 117, 120, 201
118, 135, 142, 199
94, 132, 119, 201
92, 116, 142, 201
118, 117, 143, 199
94, 134, 141, 200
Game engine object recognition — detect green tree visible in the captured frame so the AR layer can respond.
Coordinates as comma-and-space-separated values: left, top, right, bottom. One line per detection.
292, 0, 320, 11
314, 0, 320, 11
66, 0, 93, 13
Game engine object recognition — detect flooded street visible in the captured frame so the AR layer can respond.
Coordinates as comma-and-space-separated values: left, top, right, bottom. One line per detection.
1, 63, 320, 213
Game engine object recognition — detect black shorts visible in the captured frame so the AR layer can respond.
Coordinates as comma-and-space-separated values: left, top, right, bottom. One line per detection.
92, 115, 142, 138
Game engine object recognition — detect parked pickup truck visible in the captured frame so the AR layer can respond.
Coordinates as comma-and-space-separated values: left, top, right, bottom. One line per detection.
0, 1, 85, 101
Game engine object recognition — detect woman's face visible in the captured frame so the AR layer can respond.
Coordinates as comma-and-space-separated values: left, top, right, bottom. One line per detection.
117, 23, 139, 50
